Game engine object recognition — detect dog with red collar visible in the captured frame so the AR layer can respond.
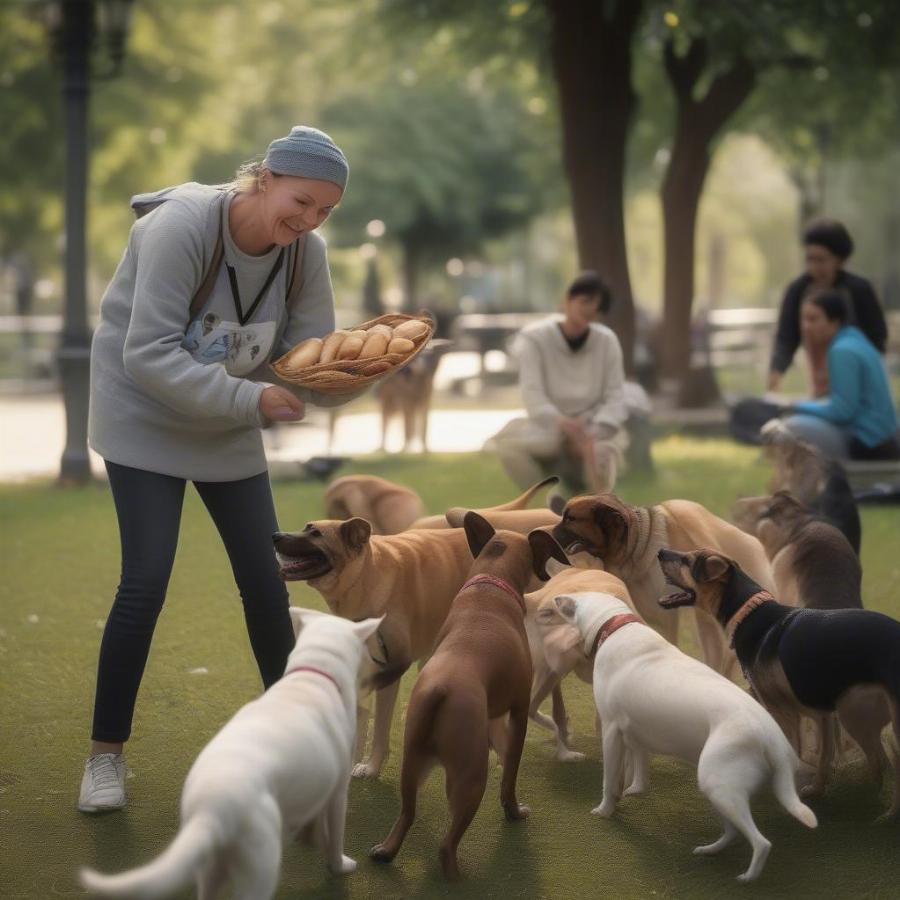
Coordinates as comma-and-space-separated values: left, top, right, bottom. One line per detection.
370, 511, 568, 880
80, 609, 382, 899
553, 589, 817, 883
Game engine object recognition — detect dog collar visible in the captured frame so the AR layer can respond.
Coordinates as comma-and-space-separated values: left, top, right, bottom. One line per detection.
461, 574, 526, 616
726, 591, 775, 648
283, 665, 341, 694
588, 613, 643, 656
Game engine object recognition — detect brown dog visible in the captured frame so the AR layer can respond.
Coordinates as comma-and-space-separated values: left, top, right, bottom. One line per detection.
552, 493, 775, 678
410, 475, 558, 530
732, 491, 862, 610
524, 565, 635, 760
657, 548, 900, 817
377, 341, 451, 452
273, 518, 549, 779
369, 513, 568, 878
325, 475, 425, 535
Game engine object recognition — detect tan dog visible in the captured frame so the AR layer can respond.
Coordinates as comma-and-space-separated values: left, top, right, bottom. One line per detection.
273, 519, 545, 779
552, 493, 775, 678
369, 513, 568, 879
524, 565, 635, 760
410, 475, 558, 530
377, 341, 451, 452
325, 475, 425, 535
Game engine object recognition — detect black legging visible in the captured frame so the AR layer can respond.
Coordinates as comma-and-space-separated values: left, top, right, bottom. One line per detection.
91, 460, 294, 743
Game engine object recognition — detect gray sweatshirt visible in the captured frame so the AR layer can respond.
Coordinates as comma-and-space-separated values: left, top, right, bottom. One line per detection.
89, 183, 352, 481
514, 316, 628, 429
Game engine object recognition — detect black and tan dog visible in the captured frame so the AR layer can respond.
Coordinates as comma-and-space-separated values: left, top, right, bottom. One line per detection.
370, 513, 567, 879
657, 548, 900, 819
552, 493, 775, 677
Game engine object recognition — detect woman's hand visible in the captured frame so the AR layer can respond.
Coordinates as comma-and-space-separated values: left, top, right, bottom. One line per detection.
259, 386, 305, 423
766, 371, 782, 392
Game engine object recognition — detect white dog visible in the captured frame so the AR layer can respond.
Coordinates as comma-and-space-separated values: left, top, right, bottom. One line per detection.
80, 608, 382, 900
554, 591, 817, 883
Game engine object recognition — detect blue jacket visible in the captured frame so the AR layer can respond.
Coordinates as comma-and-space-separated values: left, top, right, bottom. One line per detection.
794, 325, 898, 448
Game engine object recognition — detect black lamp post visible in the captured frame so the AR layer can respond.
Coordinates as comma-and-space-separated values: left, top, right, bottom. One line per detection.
45, 0, 134, 484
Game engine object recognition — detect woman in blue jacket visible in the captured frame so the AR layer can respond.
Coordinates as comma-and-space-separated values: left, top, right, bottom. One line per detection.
782, 290, 899, 460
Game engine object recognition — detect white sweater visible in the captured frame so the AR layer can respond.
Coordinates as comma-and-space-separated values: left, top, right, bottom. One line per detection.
514, 316, 627, 429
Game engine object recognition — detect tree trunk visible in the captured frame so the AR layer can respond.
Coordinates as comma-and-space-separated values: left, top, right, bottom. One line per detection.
401, 240, 419, 312
546, 0, 642, 373
660, 39, 756, 384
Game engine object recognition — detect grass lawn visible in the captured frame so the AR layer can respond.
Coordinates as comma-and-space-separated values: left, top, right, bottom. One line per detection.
1, 437, 898, 899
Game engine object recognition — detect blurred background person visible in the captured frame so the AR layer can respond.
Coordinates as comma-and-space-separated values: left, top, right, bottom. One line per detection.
485, 271, 629, 495
781, 290, 899, 460
768, 217, 887, 397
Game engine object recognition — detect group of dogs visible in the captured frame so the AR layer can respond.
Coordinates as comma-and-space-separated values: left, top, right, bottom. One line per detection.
80, 426, 900, 898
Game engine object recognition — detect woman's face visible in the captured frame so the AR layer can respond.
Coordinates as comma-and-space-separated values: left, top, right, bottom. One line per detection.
804, 243, 843, 286
800, 300, 840, 346
259, 174, 343, 247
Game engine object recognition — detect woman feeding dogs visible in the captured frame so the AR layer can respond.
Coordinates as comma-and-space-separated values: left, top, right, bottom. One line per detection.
80, 127, 358, 813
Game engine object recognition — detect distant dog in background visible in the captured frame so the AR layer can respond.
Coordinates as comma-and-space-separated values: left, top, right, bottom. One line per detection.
761, 422, 861, 555
325, 475, 425, 535
377, 340, 452, 453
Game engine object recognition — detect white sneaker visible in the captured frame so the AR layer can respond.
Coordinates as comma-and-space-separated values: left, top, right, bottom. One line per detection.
78, 753, 127, 813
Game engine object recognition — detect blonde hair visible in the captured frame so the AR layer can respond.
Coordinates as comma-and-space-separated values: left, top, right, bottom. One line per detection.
230, 159, 268, 193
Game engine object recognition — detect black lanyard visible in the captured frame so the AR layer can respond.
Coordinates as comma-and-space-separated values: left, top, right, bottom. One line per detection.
225, 249, 285, 327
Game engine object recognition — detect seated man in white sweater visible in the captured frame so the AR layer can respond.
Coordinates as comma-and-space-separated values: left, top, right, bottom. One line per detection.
486, 271, 629, 494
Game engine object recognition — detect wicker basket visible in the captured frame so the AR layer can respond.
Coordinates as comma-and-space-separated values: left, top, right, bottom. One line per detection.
271, 312, 435, 395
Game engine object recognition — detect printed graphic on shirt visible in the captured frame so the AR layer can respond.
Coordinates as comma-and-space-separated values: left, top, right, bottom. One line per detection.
182, 312, 276, 376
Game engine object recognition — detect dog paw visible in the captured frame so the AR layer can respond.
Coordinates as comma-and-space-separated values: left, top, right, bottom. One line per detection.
590, 802, 616, 818
622, 782, 647, 797
369, 843, 395, 863
352, 762, 380, 779
330, 855, 357, 875
874, 808, 899, 825
556, 749, 586, 763
504, 803, 531, 821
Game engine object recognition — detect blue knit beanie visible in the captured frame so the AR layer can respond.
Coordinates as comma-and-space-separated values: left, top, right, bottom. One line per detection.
263, 126, 349, 190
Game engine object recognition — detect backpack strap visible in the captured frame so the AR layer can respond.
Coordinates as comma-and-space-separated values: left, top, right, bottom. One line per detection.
188, 193, 227, 321
285, 232, 308, 309
186, 193, 306, 322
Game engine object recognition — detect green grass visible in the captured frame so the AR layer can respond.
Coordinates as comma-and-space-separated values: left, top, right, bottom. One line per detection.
1, 438, 898, 899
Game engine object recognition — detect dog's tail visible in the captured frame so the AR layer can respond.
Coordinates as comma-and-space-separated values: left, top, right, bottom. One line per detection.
768, 743, 818, 830
79, 812, 219, 899
491, 476, 559, 511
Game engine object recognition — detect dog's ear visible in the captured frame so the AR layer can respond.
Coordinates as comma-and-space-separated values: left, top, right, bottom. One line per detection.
528, 529, 570, 581
548, 489, 566, 516
288, 606, 304, 638
340, 517, 372, 553
288, 606, 330, 638
352, 614, 384, 644
695, 553, 731, 582
463, 511, 496, 559
593, 500, 629, 550
554, 594, 578, 621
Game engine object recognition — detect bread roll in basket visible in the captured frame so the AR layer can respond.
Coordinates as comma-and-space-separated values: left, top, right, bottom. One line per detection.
272, 312, 435, 395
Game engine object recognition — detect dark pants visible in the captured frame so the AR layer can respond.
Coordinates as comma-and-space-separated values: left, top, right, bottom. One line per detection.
91, 461, 294, 743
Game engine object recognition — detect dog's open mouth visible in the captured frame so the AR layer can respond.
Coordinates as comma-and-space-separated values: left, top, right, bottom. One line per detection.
277, 551, 332, 581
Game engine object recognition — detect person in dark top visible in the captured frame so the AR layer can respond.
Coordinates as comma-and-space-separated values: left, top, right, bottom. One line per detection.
768, 218, 888, 397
